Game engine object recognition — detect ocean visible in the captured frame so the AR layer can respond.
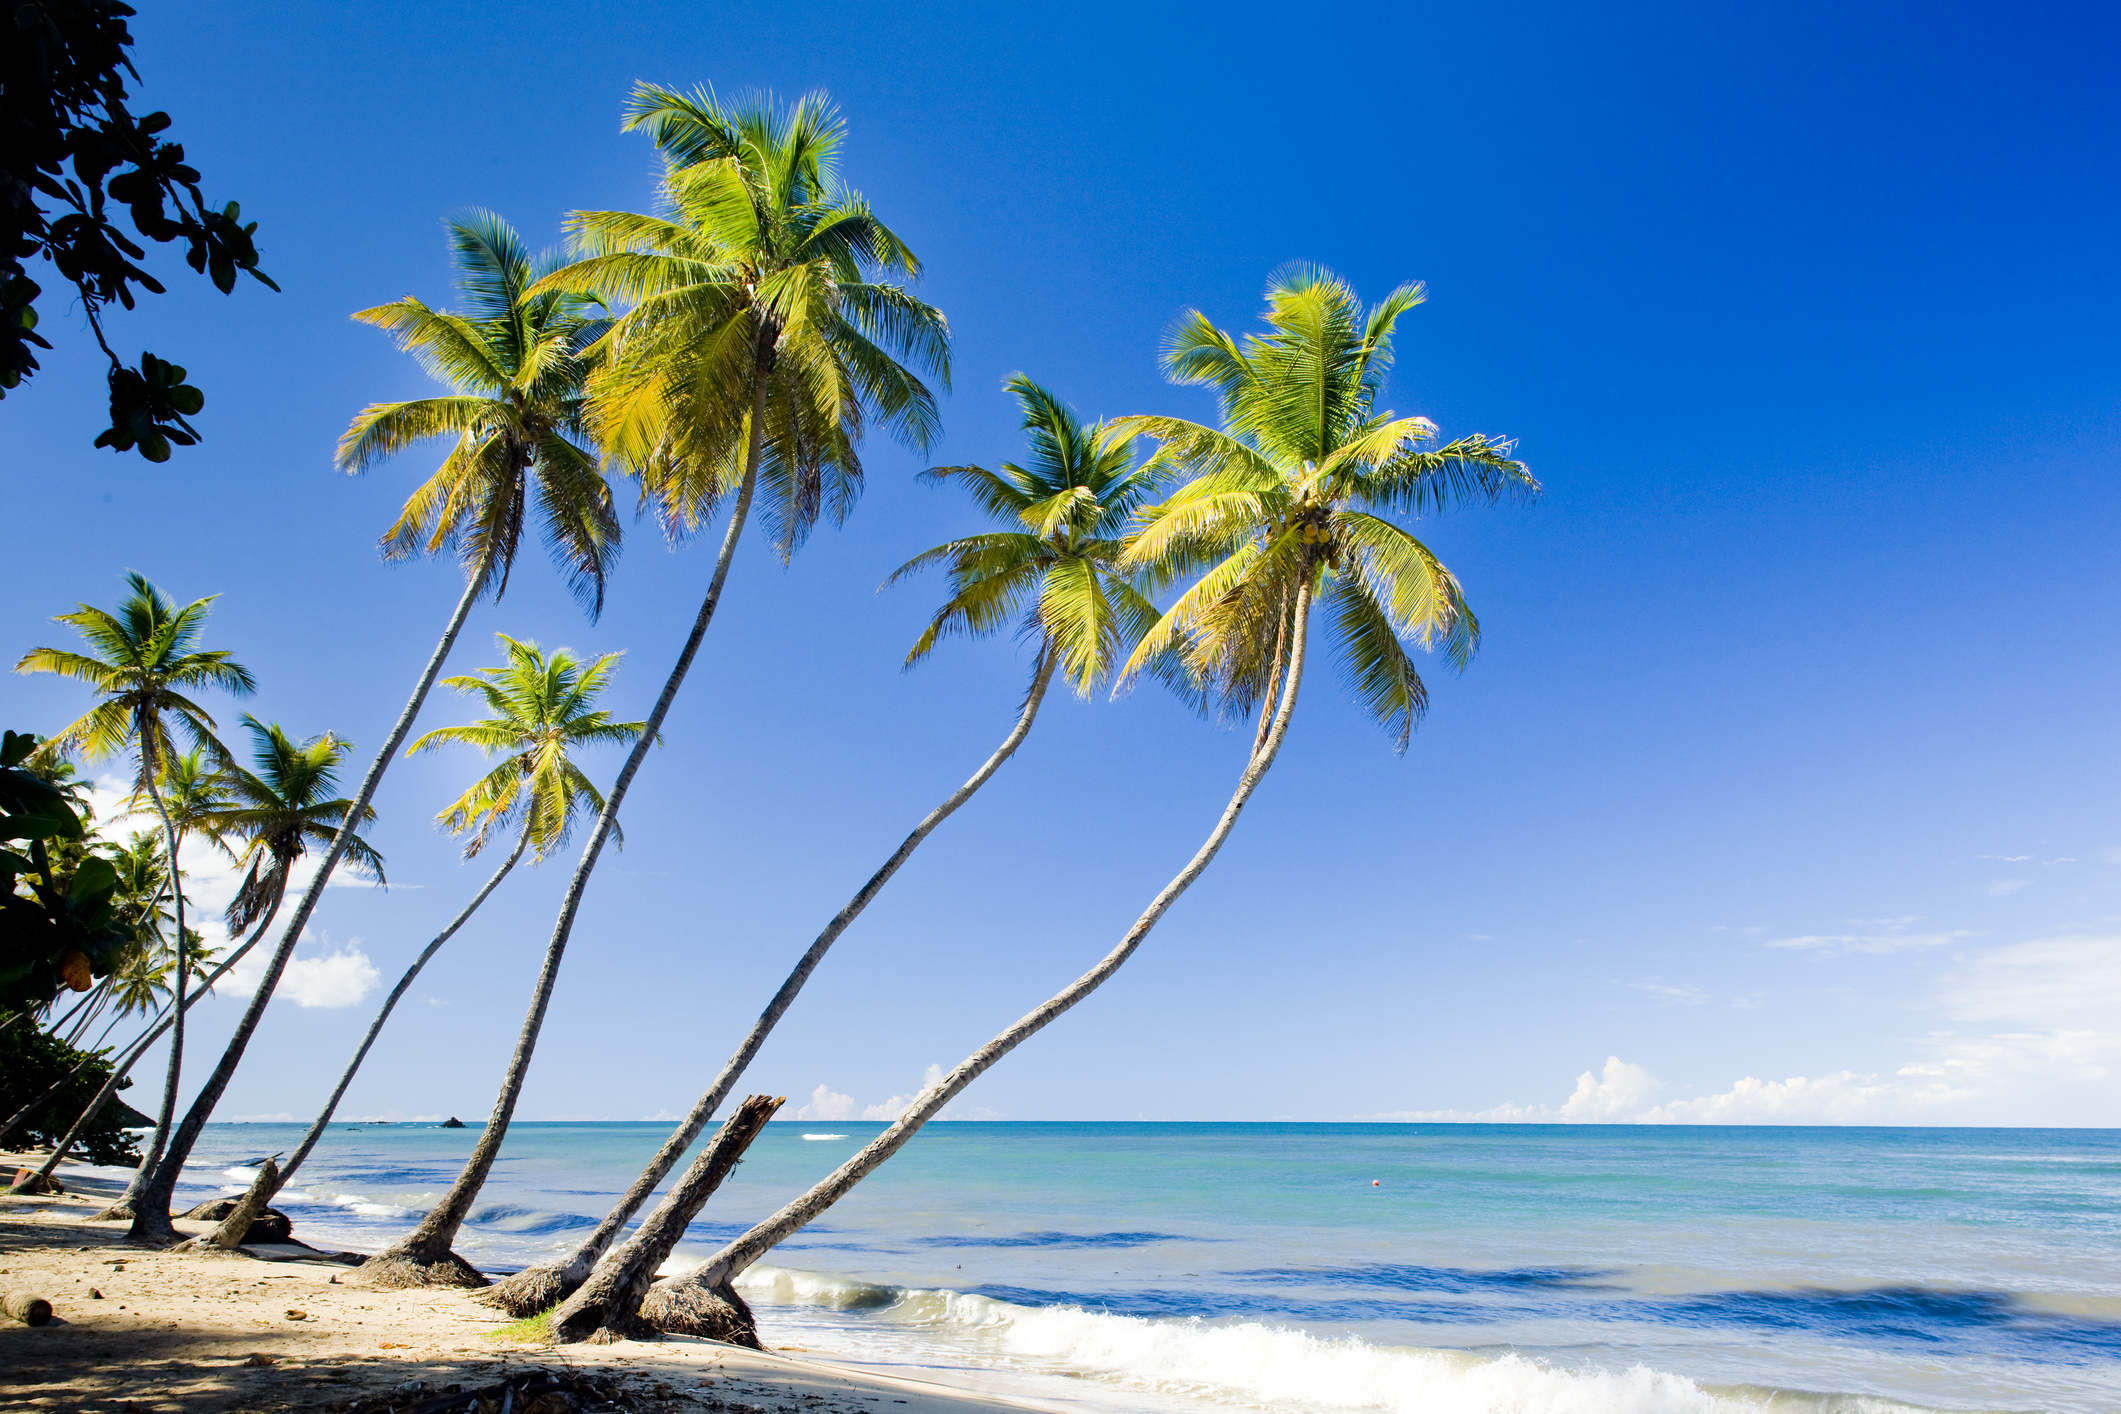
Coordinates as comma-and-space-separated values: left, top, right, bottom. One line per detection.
112, 1121, 2121, 1414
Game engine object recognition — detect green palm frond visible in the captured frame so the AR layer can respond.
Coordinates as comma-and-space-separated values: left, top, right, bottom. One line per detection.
16, 574, 251, 786
1117, 266, 1531, 744
341, 215, 619, 617
411, 634, 643, 859
211, 715, 381, 932
531, 84, 949, 560
892, 376, 1162, 693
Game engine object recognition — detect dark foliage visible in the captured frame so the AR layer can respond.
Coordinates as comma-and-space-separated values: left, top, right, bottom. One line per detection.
0, 729, 132, 1011
0, 1015, 145, 1163
2, 0, 276, 460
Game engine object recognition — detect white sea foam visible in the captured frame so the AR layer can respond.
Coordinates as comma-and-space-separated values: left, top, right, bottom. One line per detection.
732, 1267, 1947, 1414
802, 1133, 848, 1141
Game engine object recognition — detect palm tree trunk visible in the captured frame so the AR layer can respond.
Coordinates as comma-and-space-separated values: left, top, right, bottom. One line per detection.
549, 1094, 784, 1344
486, 648, 1061, 1316
128, 751, 190, 1229
1251, 601, 1291, 759
59, 988, 113, 1048
34, 988, 100, 1045
270, 828, 531, 1196
366, 404, 769, 1289
55, 890, 286, 1208
127, 568, 490, 1245
617, 581, 1316, 1342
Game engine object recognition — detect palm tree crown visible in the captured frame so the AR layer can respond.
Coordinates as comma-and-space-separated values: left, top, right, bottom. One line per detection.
538, 84, 950, 556
337, 212, 622, 614
212, 718, 383, 935
891, 375, 1163, 694
16, 572, 255, 783
1115, 265, 1539, 750
409, 635, 645, 860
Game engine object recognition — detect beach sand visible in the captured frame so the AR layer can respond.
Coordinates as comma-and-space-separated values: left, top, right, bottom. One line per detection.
0, 1152, 1055, 1414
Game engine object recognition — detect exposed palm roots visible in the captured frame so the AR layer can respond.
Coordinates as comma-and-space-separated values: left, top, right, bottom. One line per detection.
477, 1261, 575, 1316
635, 1278, 759, 1348
358, 1249, 489, 1290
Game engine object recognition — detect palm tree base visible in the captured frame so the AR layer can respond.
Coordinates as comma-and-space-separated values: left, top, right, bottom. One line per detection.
634, 1277, 758, 1348
358, 1247, 489, 1290
476, 1259, 578, 1316
87, 1202, 133, 1222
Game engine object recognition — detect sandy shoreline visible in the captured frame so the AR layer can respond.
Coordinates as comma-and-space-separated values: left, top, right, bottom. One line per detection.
0, 1152, 1061, 1414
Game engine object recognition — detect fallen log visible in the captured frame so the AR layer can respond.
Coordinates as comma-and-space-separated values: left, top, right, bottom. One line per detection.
3, 1291, 53, 1325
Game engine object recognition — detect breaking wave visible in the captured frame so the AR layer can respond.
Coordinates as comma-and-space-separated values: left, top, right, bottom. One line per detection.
730, 1266, 1954, 1414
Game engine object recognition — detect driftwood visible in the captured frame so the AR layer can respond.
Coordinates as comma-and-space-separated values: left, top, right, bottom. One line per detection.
3, 1291, 53, 1325
176, 1193, 294, 1244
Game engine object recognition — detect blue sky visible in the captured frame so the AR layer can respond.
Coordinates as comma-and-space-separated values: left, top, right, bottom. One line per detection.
4, 0, 2116, 1128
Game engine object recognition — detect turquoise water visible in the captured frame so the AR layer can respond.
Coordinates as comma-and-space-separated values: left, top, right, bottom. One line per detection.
135, 1122, 2121, 1414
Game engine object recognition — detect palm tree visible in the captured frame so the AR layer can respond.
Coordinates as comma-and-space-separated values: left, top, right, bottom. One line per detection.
55, 719, 379, 1211
622, 266, 1536, 1341
529, 376, 1162, 1328
360, 85, 949, 1290
215, 718, 383, 934
13, 574, 252, 1217
122, 213, 622, 1245
266, 637, 642, 1200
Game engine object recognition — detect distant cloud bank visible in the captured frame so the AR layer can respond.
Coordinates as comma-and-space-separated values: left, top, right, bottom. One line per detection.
1365, 934, 2121, 1125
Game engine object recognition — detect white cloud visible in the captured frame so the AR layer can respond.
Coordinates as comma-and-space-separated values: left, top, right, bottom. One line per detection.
277, 948, 380, 1008
1637, 1071, 1951, 1123
1767, 918, 1969, 955
862, 1063, 945, 1121
1978, 855, 2032, 862
1366, 936, 2121, 1125
795, 1065, 995, 1123
1935, 935, 2121, 1024
1558, 1057, 1660, 1118
1361, 1056, 1659, 1123
1987, 879, 2031, 896
222, 937, 380, 1009
1633, 979, 1706, 1006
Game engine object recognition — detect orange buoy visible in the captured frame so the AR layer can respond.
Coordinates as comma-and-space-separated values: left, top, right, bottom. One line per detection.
1372, 1179, 1380, 1186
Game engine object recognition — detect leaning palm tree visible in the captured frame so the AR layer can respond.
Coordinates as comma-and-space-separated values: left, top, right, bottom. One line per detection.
612, 266, 1536, 1343
265, 637, 641, 1200
13, 574, 253, 1216
122, 213, 622, 1245
360, 84, 949, 1289
505, 375, 1157, 1320
215, 719, 383, 935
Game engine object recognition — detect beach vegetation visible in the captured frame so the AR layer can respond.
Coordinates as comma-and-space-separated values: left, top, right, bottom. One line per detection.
0, 1018, 146, 1164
